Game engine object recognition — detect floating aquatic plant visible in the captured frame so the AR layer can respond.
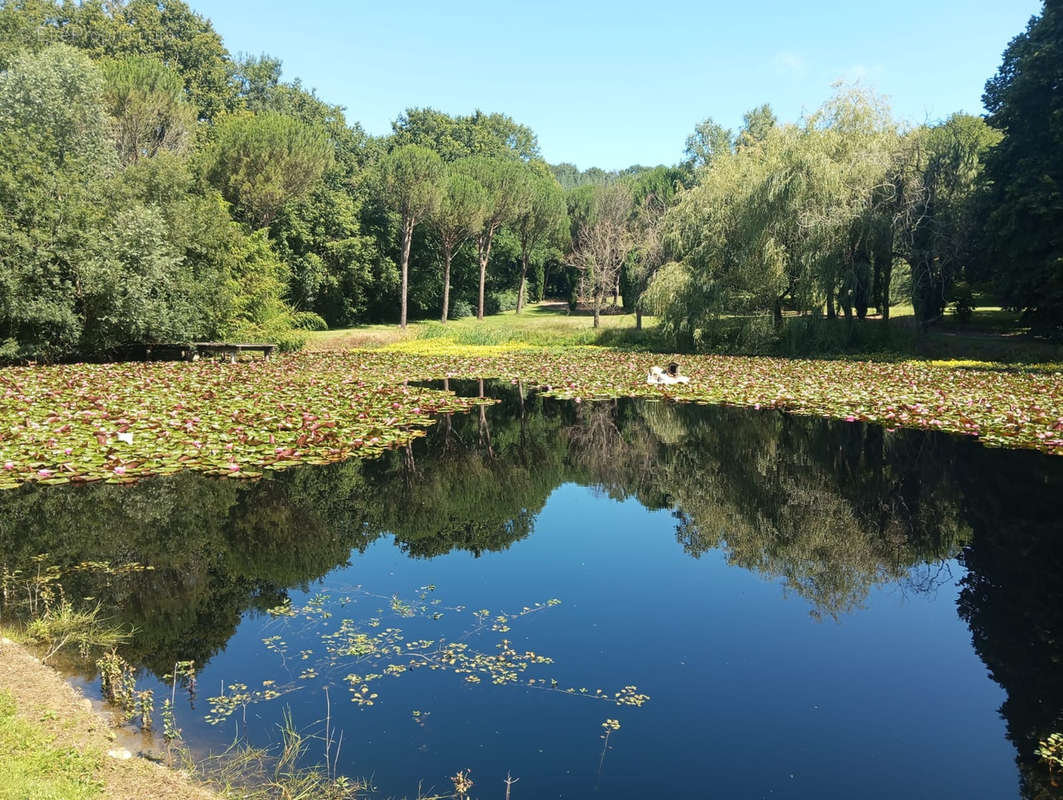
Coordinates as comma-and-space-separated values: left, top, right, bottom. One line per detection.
203, 585, 648, 726
0, 349, 1058, 492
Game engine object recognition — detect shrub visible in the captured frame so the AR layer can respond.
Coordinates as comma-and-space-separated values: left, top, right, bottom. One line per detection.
449, 299, 474, 320
484, 290, 518, 315
951, 280, 974, 322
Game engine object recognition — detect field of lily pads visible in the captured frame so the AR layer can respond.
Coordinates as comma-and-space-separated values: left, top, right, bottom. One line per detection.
0, 348, 1060, 489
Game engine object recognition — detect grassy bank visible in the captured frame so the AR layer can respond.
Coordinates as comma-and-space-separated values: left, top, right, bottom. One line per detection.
0, 688, 99, 800
0, 634, 216, 800
305, 302, 659, 351
305, 302, 1063, 364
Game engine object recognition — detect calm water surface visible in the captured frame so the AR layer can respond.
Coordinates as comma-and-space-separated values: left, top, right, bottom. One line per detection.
1, 382, 1061, 799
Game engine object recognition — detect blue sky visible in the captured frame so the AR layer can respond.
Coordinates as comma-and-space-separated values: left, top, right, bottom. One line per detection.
196, 0, 1041, 170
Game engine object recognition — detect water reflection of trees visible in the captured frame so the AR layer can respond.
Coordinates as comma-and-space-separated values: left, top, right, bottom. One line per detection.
0, 384, 1044, 635
955, 454, 1063, 800
0, 382, 1061, 799
603, 401, 974, 617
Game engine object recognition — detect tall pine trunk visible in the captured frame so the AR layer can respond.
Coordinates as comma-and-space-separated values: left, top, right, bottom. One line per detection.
516, 249, 529, 313
441, 242, 452, 323
477, 230, 493, 321
399, 217, 414, 329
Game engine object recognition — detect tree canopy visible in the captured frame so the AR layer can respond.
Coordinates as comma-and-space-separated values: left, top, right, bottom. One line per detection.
0, 0, 1059, 353
981, 1, 1063, 337
204, 111, 333, 229
101, 54, 196, 164
378, 144, 444, 328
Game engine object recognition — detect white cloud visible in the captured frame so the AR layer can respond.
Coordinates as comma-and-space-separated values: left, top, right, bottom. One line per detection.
836, 63, 885, 83
773, 51, 808, 79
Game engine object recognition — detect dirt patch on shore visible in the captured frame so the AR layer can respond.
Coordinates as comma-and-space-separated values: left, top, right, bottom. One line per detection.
0, 636, 217, 800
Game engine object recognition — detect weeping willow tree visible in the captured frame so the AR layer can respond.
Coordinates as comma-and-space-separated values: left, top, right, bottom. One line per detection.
649, 86, 902, 349
651, 86, 999, 350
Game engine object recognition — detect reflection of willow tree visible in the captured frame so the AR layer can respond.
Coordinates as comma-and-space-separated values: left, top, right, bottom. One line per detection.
569, 397, 1063, 800
956, 449, 1063, 800
569, 400, 971, 617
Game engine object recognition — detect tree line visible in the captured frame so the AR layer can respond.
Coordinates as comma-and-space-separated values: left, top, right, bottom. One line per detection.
0, 0, 661, 359
647, 1, 1063, 347
0, 0, 1058, 359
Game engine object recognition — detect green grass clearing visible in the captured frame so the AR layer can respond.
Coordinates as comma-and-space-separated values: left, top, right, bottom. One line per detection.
305, 301, 658, 351
306, 300, 1062, 364
0, 690, 102, 800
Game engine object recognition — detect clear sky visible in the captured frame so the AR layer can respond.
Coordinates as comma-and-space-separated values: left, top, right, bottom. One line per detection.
194, 0, 1041, 170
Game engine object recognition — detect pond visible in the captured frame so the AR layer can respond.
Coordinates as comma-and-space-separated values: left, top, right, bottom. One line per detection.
1, 381, 1061, 799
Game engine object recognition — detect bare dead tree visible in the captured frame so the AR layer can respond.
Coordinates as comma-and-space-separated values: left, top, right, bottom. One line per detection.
570, 184, 636, 328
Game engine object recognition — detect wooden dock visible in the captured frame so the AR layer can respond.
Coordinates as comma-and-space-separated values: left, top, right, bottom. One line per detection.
134, 342, 277, 362
191, 342, 276, 361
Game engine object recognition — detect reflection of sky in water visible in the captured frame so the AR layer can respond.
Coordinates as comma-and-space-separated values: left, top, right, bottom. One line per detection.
91, 483, 1006, 800
32, 391, 1063, 800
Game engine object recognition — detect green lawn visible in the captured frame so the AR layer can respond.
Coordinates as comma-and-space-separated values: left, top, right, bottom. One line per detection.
305, 301, 1062, 364
0, 691, 101, 800
887, 304, 1023, 331
305, 302, 658, 351
883, 305, 1062, 364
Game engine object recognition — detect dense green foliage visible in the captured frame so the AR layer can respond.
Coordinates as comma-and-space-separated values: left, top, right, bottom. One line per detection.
203, 111, 333, 229
101, 54, 196, 164
0, 3, 338, 359
0, 1, 586, 355
0, 0, 1060, 357
648, 90, 1002, 350
390, 107, 540, 162
981, 1, 1063, 337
